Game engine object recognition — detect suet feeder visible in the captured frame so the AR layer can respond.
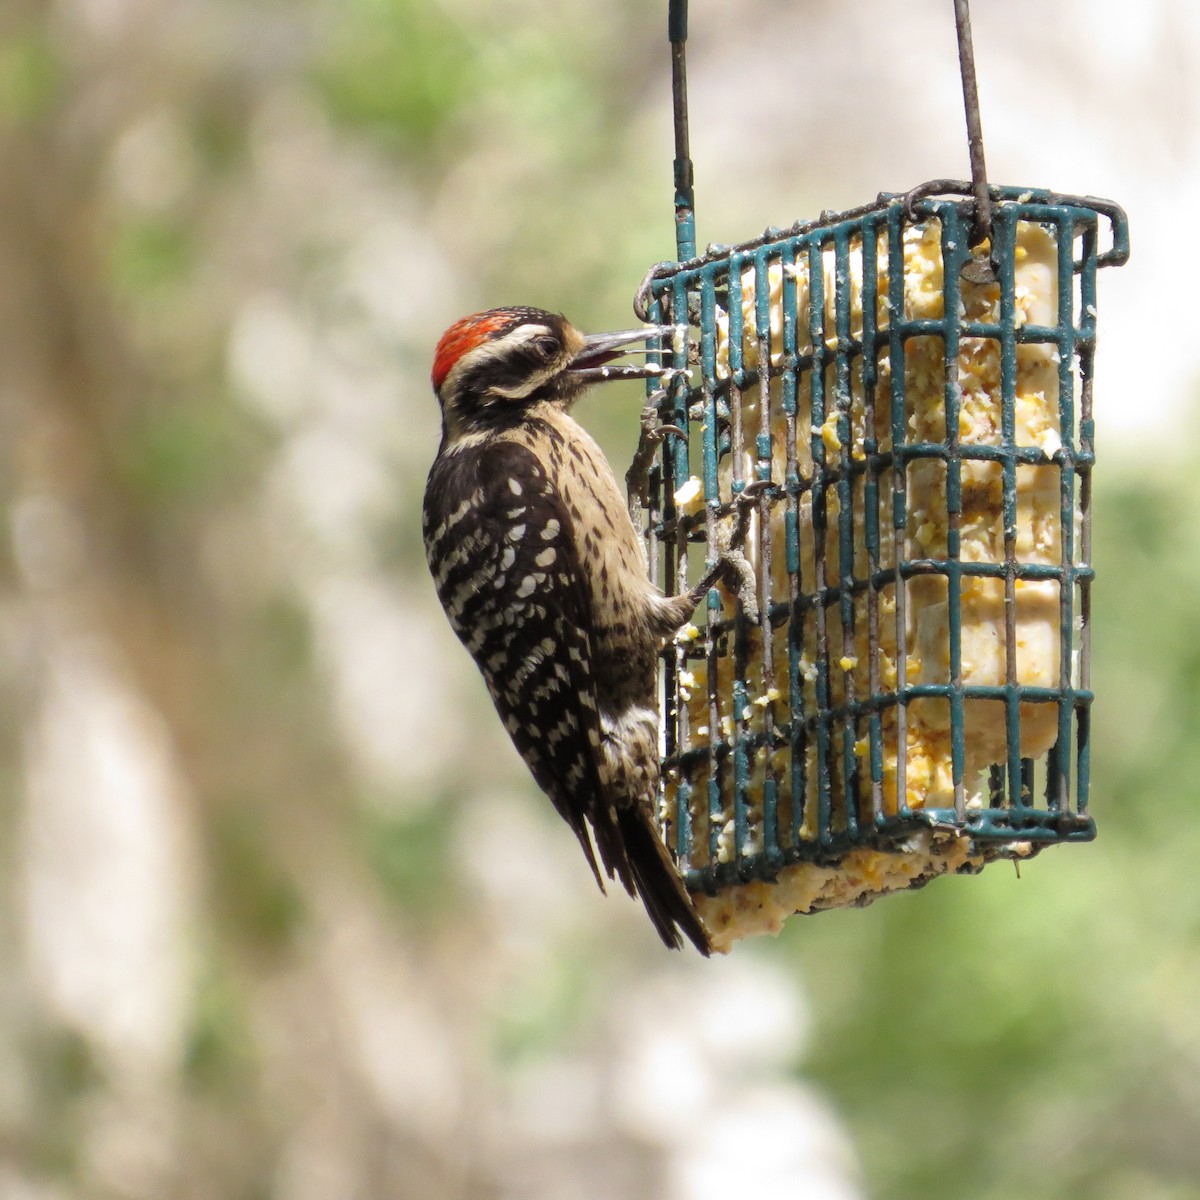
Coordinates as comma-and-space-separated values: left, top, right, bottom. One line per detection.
631, 0, 1129, 947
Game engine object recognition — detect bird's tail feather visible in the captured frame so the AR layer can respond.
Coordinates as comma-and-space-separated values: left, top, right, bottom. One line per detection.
593, 804, 711, 956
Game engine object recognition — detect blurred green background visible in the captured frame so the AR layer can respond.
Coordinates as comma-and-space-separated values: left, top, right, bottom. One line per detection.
0, 0, 1193, 1197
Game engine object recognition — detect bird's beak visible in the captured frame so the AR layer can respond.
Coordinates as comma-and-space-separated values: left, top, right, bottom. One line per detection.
568, 324, 681, 383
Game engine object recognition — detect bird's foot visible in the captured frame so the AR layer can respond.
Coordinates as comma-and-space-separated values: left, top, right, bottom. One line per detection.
727, 478, 773, 555
686, 483, 775, 623
709, 537, 760, 623
626, 401, 687, 520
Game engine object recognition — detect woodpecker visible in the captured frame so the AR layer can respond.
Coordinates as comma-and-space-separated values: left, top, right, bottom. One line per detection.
423, 306, 719, 954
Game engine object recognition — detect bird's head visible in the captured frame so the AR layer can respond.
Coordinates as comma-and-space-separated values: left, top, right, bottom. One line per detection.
431, 306, 674, 444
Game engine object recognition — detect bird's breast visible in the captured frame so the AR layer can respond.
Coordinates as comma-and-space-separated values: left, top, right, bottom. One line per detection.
513, 412, 660, 704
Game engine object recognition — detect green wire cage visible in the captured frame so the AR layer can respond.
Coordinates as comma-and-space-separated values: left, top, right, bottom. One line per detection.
632, 3, 1130, 945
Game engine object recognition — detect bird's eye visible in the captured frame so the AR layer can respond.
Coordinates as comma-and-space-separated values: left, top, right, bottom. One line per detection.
531, 335, 560, 358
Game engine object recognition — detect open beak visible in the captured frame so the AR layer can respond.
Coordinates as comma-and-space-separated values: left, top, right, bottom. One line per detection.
568, 324, 681, 383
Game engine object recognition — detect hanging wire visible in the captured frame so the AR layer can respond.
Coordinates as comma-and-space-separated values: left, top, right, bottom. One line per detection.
669, 0, 696, 262
953, 0, 997, 280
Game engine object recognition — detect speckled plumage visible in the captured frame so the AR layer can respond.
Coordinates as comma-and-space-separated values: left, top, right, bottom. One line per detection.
423, 307, 710, 954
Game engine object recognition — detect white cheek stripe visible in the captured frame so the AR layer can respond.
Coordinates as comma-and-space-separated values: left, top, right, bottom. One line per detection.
488, 368, 556, 400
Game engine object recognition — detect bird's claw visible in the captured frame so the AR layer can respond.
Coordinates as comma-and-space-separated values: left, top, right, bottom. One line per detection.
656, 423, 688, 441
626, 405, 689, 520
689, 521, 760, 624
637, 403, 688, 444
737, 478, 775, 500
729, 478, 773, 555
900, 184, 926, 224
687, 479, 775, 622
639, 407, 687, 443
724, 486, 773, 623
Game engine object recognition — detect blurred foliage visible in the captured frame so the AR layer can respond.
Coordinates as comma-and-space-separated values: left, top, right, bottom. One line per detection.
0, 31, 59, 126
312, 0, 479, 157
208, 806, 307, 953
16, 1026, 99, 1179
490, 950, 598, 1068
114, 397, 248, 507
109, 218, 196, 295
183, 949, 258, 1096
358, 800, 460, 917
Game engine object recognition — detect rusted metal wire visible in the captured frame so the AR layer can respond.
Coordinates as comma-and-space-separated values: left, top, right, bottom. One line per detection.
954, 0, 993, 256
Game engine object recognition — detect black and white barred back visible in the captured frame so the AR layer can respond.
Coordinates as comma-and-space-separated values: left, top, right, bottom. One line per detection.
423, 425, 710, 955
